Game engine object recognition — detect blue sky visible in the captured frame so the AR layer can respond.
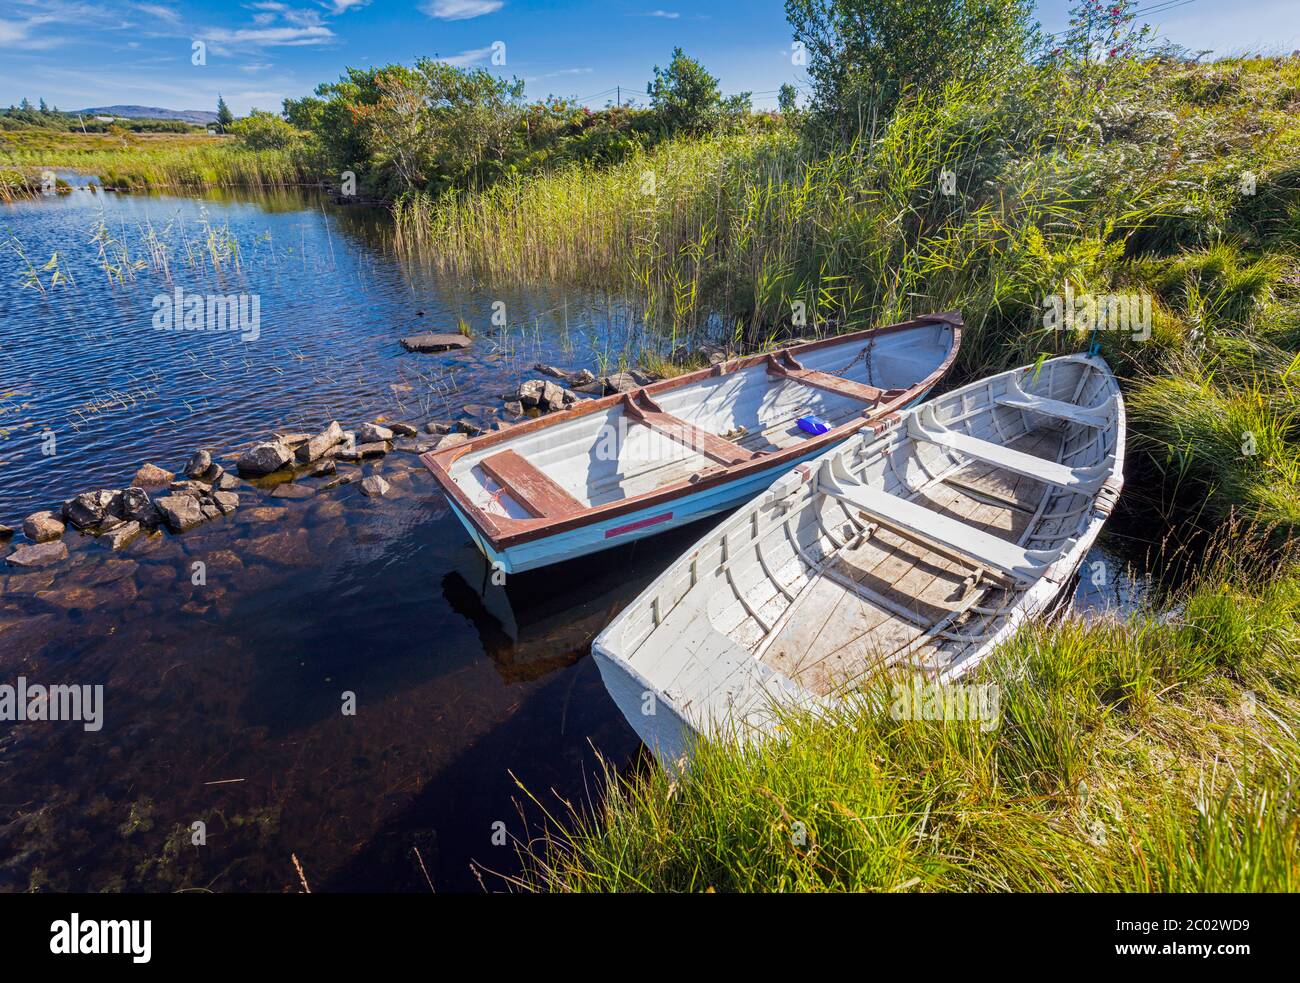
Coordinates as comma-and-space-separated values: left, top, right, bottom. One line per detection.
1, 0, 1297, 115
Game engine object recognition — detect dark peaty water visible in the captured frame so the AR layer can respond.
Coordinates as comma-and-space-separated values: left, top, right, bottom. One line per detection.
0, 186, 1150, 892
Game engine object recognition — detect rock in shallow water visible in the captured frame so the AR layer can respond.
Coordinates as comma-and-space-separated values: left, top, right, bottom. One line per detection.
101, 520, 142, 551
237, 440, 294, 476
212, 491, 240, 514
63, 489, 123, 530
120, 487, 159, 527
184, 450, 212, 479
295, 421, 345, 463
6, 541, 68, 568
132, 462, 174, 487
356, 422, 395, 443
360, 475, 390, 498
400, 333, 471, 353
154, 495, 205, 533
23, 510, 65, 543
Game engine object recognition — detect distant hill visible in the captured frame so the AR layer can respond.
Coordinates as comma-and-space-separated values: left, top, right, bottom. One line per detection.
75, 106, 219, 125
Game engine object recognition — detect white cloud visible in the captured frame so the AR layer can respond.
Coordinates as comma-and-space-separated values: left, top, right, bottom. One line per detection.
330, 0, 370, 11
420, 0, 504, 21
644, 9, 680, 17
434, 45, 494, 67
199, 25, 334, 47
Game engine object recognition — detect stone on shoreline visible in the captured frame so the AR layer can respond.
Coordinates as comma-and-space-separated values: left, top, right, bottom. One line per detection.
295, 421, 346, 463
360, 475, 390, 498
23, 511, 65, 543
154, 495, 205, 533
237, 439, 294, 476
309, 459, 337, 477
400, 333, 471, 353
132, 462, 174, 487
0, 524, 12, 540
6, 541, 68, 568
424, 421, 454, 435
214, 473, 241, 492
355, 441, 390, 458
388, 422, 418, 437
168, 480, 212, 497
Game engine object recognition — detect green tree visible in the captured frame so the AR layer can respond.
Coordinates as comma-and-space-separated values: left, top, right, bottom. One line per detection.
647, 48, 728, 135
777, 83, 799, 115
216, 94, 234, 132
785, 0, 1039, 137
229, 109, 299, 150
38, 98, 48, 114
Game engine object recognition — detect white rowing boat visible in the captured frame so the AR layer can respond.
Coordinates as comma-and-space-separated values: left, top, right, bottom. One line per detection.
592, 354, 1125, 765
421, 314, 961, 573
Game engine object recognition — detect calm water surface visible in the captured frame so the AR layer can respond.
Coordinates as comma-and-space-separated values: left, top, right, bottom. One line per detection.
0, 187, 1151, 892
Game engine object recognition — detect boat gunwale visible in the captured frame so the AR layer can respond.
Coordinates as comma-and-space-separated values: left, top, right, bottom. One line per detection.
420, 312, 964, 551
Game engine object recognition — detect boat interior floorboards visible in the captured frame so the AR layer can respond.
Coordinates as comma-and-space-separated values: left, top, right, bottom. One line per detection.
761, 428, 1064, 696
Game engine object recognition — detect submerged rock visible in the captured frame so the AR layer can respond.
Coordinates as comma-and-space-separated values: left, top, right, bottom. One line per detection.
23, 511, 65, 543
271, 483, 314, 499
360, 475, 390, 498
101, 521, 142, 551
132, 462, 174, 487
6, 541, 68, 568
309, 459, 337, 477
214, 472, 241, 492
400, 333, 471, 353
319, 474, 355, 492
237, 440, 294, 476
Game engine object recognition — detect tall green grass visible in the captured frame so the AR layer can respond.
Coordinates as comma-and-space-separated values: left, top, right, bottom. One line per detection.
514, 535, 1300, 892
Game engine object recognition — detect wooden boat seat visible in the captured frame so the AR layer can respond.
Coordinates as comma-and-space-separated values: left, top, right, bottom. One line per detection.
478, 450, 585, 519
995, 375, 1111, 428
622, 391, 754, 466
907, 404, 1108, 490
815, 456, 1058, 584
765, 351, 888, 405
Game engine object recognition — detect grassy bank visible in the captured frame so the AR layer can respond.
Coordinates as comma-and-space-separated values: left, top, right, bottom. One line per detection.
0, 130, 312, 196
516, 534, 1300, 891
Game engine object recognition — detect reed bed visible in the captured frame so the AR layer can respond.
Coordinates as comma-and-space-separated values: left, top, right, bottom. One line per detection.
0, 131, 312, 190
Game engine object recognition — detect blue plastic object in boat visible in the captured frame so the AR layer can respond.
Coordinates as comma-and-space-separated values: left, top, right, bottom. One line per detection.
796, 415, 831, 436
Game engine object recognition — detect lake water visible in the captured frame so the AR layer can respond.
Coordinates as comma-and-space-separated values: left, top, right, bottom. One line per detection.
0, 186, 1151, 892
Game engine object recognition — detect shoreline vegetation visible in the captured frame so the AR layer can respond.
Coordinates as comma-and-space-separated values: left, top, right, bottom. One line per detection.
8, 0, 1300, 891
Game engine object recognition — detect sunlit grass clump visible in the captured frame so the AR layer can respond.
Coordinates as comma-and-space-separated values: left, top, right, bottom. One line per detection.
515, 537, 1300, 892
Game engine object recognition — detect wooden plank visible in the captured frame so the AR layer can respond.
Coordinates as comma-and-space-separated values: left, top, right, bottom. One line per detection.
909, 415, 1103, 490
478, 450, 584, 520
622, 392, 753, 466
995, 393, 1109, 427
765, 353, 888, 404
